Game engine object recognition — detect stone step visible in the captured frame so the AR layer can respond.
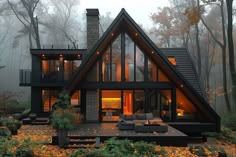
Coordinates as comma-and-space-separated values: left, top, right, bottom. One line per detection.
31, 118, 49, 125
69, 139, 96, 145
65, 137, 100, 149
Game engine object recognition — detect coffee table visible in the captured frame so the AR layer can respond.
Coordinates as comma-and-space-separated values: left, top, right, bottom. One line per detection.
134, 123, 168, 133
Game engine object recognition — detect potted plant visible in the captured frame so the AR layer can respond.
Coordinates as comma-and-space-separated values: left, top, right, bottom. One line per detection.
51, 108, 76, 147
51, 90, 76, 148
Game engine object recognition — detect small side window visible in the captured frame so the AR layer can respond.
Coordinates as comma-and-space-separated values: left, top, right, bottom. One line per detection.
168, 57, 176, 66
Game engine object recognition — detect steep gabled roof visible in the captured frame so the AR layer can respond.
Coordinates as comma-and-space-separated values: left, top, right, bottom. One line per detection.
161, 48, 203, 96
66, 8, 220, 127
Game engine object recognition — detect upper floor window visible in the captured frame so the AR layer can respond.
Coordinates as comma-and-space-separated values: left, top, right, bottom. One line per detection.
64, 60, 81, 80
102, 35, 121, 82
168, 57, 176, 66
41, 60, 60, 81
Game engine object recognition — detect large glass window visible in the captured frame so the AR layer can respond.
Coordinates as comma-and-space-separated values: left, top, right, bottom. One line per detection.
101, 35, 121, 82
136, 47, 144, 81
64, 60, 81, 80
133, 90, 145, 114
148, 59, 157, 81
176, 88, 196, 120
158, 69, 169, 82
123, 90, 133, 114
159, 90, 172, 121
42, 89, 59, 112
41, 60, 59, 81
102, 48, 111, 81
112, 35, 121, 81
125, 34, 135, 81
101, 90, 121, 121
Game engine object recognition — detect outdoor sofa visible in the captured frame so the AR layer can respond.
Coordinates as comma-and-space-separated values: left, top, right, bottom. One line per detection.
118, 113, 167, 133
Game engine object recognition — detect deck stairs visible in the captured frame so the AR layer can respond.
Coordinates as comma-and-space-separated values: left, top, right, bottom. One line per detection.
31, 117, 50, 125
65, 136, 100, 149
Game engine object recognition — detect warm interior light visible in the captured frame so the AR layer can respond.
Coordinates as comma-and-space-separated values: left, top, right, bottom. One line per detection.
111, 33, 114, 36
97, 51, 100, 55
177, 108, 184, 116
180, 84, 184, 88
151, 51, 154, 54
60, 54, 63, 57
42, 54, 45, 57
102, 98, 121, 101
168, 57, 176, 65
135, 33, 138, 36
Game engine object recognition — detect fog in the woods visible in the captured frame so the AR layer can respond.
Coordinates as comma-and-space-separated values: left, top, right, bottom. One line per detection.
0, 0, 236, 115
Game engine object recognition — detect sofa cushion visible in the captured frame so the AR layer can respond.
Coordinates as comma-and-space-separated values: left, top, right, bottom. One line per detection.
135, 114, 146, 120
146, 113, 154, 120
124, 115, 134, 120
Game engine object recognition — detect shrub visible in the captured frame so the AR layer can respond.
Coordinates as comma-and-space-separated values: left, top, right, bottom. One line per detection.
71, 149, 108, 157
219, 127, 236, 144
0, 117, 22, 135
134, 141, 161, 156
189, 145, 207, 156
204, 145, 225, 156
51, 108, 76, 130
0, 137, 19, 156
15, 138, 35, 157
222, 111, 236, 130
103, 137, 134, 156
53, 90, 71, 110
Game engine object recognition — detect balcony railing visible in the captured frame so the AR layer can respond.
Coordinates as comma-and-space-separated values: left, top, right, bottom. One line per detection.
19, 69, 73, 86
19, 69, 31, 86
40, 72, 61, 83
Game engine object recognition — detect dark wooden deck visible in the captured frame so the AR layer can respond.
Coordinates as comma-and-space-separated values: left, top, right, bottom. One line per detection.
64, 123, 188, 146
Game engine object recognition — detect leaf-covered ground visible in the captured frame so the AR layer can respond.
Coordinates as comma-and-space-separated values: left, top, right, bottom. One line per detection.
7, 125, 236, 157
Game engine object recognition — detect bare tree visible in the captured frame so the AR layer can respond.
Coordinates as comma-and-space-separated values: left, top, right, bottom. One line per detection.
200, 0, 231, 111
41, 0, 80, 48
7, 0, 41, 48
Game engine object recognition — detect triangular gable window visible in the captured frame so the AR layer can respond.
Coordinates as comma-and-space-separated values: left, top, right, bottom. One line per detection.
84, 33, 171, 83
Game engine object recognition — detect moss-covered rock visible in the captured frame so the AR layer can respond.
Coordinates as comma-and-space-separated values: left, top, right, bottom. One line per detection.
0, 126, 11, 136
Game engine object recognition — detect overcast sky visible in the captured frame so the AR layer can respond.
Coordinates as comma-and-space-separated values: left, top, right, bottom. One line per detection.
78, 0, 170, 29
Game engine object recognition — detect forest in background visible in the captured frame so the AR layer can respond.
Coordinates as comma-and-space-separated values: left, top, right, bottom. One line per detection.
0, 0, 235, 116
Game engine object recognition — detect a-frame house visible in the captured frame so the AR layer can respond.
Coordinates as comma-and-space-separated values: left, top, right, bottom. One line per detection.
66, 9, 220, 135
20, 8, 220, 136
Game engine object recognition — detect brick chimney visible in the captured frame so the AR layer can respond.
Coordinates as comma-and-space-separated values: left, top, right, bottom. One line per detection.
86, 9, 99, 52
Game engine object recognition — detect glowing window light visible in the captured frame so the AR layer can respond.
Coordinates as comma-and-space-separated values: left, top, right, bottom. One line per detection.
168, 57, 176, 65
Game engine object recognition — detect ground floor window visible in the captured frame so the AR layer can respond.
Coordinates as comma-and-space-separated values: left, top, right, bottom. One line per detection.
71, 90, 81, 108
89, 88, 197, 122
176, 88, 196, 120
101, 90, 121, 121
100, 89, 177, 122
42, 89, 59, 112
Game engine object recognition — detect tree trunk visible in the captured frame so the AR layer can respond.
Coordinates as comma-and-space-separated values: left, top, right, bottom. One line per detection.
226, 0, 236, 111
220, 1, 231, 112
29, 14, 40, 49
195, 23, 201, 80
195, 0, 201, 81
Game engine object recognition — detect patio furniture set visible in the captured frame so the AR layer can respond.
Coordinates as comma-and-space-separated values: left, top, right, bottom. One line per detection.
118, 113, 168, 133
